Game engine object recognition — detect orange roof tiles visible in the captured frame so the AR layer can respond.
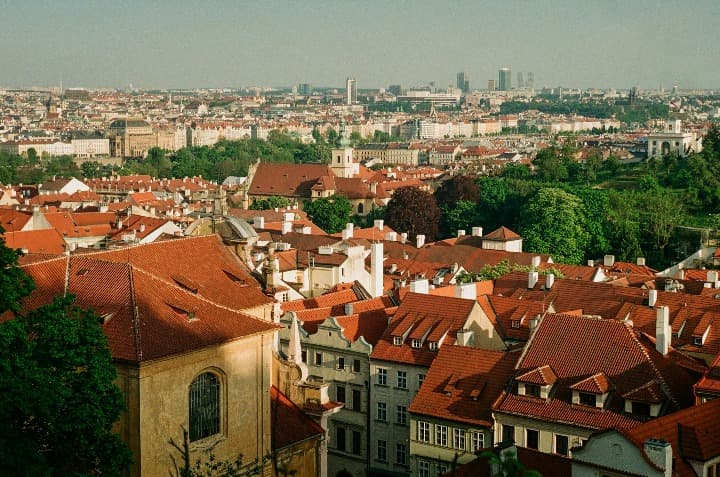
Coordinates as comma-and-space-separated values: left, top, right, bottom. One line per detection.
2, 229, 66, 254
270, 386, 324, 451
249, 163, 332, 198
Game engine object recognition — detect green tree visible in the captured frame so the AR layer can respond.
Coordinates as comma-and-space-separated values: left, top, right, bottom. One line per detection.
0, 293, 133, 475
385, 186, 440, 241
533, 147, 568, 182
441, 200, 479, 238
80, 161, 102, 179
250, 196, 293, 210
520, 188, 589, 264
303, 195, 353, 234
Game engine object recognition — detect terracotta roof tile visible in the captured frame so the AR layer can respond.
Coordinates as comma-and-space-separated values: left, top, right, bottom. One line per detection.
270, 386, 324, 451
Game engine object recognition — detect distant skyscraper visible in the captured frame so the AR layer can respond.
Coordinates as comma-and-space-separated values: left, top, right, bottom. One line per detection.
487, 79, 497, 91
526, 72, 534, 89
298, 83, 312, 95
517, 72, 524, 89
388, 84, 402, 96
346, 77, 357, 105
456, 72, 469, 93
498, 68, 511, 91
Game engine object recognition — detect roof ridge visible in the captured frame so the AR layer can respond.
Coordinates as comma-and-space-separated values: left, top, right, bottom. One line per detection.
626, 323, 679, 408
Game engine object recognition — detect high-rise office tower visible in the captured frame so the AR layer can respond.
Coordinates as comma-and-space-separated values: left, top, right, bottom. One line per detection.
346, 77, 357, 105
498, 68, 511, 91
526, 72, 534, 89
488, 79, 497, 91
456, 72, 469, 93
517, 72, 524, 89
298, 83, 312, 95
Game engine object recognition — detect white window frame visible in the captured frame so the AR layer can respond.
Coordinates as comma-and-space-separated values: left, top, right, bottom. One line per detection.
397, 370, 408, 389
418, 421, 431, 442
377, 368, 387, 386
471, 431, 485, 452
396, 405, 407, 425
435, 424, 448, 447
376, 401, 387, 422
453, 428, 466, 451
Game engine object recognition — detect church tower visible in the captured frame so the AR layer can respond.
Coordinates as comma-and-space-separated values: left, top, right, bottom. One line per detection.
330, 120, 356, 178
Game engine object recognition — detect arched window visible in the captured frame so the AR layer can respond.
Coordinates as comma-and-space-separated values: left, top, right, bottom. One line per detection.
357, 203, 364, 214
189, 372, 220, 442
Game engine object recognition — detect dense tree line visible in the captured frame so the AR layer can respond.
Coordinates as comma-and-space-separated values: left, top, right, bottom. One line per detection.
499, 99, 669, 124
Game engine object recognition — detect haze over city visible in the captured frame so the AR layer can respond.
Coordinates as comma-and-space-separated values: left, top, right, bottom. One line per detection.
2, 0, 719, 90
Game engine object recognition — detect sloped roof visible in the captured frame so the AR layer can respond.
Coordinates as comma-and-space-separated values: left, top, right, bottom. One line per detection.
482, 226, 522, 241
270, 386, 324, 451
2, 228, 66, 254
408, 346, 518, 427
249, 163, 332, 198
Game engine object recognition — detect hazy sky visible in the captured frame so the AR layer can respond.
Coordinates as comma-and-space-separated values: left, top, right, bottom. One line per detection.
1, 0, 719, 90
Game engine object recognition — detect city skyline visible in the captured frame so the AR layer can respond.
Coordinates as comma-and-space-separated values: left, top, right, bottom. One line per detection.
1, 0, 719, 90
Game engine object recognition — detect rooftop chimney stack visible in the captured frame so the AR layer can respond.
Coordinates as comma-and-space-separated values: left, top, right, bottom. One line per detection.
532, 255, 541, 269
656, 306, 671, 355
409, 278, 429, 294
604, 255, 615, 267
400, 233, 407, 244
455, 282, 477, 301
648, 289, 658, 307
471, 227, 483, 237
416, 234, 425, 249
545, 273, 555, 290
281, 220, 292, 235
457, 229, 466, 237
253, 216, 265, 229
528, 271, 539, 289
637, 257, 646, 266
370, 242, 384, 298
374, 219, 384, 231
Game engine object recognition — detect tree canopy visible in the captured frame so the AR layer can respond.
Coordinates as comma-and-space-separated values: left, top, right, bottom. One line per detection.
303, 195, 353, 234
385, 186, 440, 242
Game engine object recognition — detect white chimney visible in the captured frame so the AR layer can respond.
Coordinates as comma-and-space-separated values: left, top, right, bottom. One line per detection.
281, 221, 292, 235
346, 222, 354, 234
455, 282, 477, 300
284, 212, 295, 222
342, 229, 352, 240
457, 229, 466, 237
707, 270, 719, 288
400, 233, 407, 244
471, 226, 483, 237
637, 257, 646, 266
545, 273, 555, 289
656, 306, 671, 355
415, 234, 425, 248
253, 216, 265, 229
528, 271, 539, 289
587, 259, 595, 267
370, 242, 384, 298
374, 219, 384, 231
603, 255, 615, 267
385, 232, 397, 241
648, 289, 658, 307
139, 223, 146, 233
532, 256, 541, 268
409, 278, 429, 294
643, 439, 672, 477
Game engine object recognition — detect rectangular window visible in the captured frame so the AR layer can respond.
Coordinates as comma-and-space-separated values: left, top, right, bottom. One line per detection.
336, 385, 346, 404
377, 440, 387, 462
435, 425, 448, 447
631, 401, 651, 417
396, 405, 407, 425
418, 421, 431, 442
555, 434, 569, 456
352, 389, 361, 412
353, 359, 361, 372
301, 350, 307, 363
526, 429, 539, 450
377, 368, 387, 386
336, 426, 346, 452
502, 424, 515, 443
439, 464, 449, 475
453, 428, 466, 450
471, 431, 485, 452
337, 356, 345, 370
352, 430, 361, 455
579, 392, 596, 407
418, 373, 426, 389
397, 370, 408, 389
418, 460, 430, 477
376, 402, 387, 422
411, 338, 421, 348
396, 443, 407, 465
314, 352, 323, 366
525, 384, 541, 397
393, 336, 402, 345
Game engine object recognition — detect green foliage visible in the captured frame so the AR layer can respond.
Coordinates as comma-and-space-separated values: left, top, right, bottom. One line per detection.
0, 294, 133, 476
441, 201, 479, 238
458, 259, 565, 283
435, 175, 479, 210
356, 206, 386, 228
520, 188, 589, 264
249, 196, 293, 210
0, 232, 35, 313
499, 98, 669, 124
385, 186, 440, 241
478, 449, 543, 477
303, 195, 353, 234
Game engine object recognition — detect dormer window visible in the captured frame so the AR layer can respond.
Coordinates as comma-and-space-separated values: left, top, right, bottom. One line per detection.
631, 401, 651, 417
411, 339, 421, 349
579, 392, 596, 407
429, 341, 438, 351
393, 336, 403, 346
511, 320, 521, 329
525, 384, 541, 398
693, 336, 702, 346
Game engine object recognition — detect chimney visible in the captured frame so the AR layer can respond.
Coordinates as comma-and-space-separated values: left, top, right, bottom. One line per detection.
344, 303, 354, 315
528, 271, 538, 289
587, 259, 595, 267
139, 223, 146, 233
637, 257, 646, 266
415, 234, 425, 249
385, 231, 397, 241
603, 254, 615, 267
545, 273, 555, 289
342, 229, 352, 240
457, 229, 466, 237
707, 270, 719, 288
648, 289, 658, 307
471, 226, 483, 237
656, 306, 671, 355
281, 220, 292, 235
532, 255, 541, 268
455, 282, 477, 300
643, 439, 672, 477
253, 216, 265, 229
374, 219, 384, 231
284, 212, 295, 223
409, 278, 429, 294
370, 242, 384, 298
400, 233, 407, 244
369, 182, 377, 194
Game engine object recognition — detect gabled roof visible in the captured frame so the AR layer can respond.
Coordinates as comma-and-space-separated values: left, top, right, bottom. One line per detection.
2, 228, 66, 254
482, 226, 522, 241
569, 372, 613, 394
249, 163, 332, 198
408, 346, 518, 427
516, 365, 557, 386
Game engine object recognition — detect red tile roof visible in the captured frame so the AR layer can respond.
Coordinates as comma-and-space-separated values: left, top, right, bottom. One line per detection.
270, 385, 324, 451
408, 346, 518, 427
482, 226, 522, 241
249, 163, 332, 198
